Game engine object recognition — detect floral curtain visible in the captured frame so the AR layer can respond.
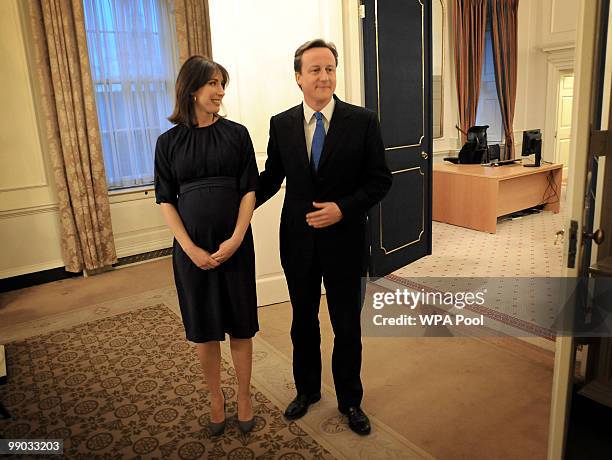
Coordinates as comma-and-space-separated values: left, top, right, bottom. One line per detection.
25, 0, 118, 273
173, 0, 213, 64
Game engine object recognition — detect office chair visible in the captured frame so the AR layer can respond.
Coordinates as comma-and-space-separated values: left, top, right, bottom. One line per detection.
445, 125, 490, 164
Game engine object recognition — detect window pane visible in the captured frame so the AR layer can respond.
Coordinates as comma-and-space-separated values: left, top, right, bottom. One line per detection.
475, 28, 504, 145
83, 0, 179, 189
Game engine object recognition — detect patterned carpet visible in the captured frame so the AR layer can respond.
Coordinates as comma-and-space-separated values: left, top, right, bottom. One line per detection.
387, 205, 567, 345
0, 304, 335, 459
0, 287, 432, 459
395, 207, 566, 279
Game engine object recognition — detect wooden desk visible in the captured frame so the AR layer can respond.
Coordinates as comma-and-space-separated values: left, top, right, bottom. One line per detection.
433, 162, 563, 233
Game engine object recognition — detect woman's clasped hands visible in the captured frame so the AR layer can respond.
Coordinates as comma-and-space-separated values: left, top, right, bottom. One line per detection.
185, 236, 242, 270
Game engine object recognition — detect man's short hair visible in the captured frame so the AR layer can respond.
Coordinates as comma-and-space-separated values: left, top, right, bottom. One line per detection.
294, 39, 339, 73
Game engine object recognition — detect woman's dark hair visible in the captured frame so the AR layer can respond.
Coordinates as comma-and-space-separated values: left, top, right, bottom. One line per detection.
168, 55, 229, 126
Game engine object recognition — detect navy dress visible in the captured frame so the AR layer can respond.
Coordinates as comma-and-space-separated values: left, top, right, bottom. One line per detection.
154, 118, 259, 342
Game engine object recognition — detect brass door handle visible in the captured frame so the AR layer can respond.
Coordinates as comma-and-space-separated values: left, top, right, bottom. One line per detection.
421, 151, 429, 159
584, 228, 605, 245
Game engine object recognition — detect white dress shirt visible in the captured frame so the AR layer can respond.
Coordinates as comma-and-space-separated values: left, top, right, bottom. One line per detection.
303, 97, 335, 159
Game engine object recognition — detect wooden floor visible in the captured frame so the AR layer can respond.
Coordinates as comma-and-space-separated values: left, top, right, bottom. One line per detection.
1, 256, 555, 459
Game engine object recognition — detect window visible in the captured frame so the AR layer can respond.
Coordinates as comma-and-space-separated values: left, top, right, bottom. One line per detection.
83, 0, 179, 190
475, 15, 504, 144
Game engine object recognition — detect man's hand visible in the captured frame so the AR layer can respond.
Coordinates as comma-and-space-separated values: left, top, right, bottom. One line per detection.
306, 202, 343, 228
185, 245, 220, 270
211, 236, 242, 263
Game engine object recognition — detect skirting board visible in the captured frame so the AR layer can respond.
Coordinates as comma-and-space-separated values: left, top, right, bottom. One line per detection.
0, 259, 65, 280
255, 273, 328, 307
256, 273, 290, 306
0, 266, 80, 293
114, 233, 174, 259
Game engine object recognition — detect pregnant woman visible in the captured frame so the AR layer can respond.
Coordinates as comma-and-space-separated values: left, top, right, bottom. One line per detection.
154, 56, 258, 435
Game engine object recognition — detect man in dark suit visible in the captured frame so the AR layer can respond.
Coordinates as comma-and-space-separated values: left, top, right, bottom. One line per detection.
256, 39, 392, 435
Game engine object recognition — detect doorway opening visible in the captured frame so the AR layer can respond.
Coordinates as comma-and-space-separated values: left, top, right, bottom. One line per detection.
555, 71, 575, 175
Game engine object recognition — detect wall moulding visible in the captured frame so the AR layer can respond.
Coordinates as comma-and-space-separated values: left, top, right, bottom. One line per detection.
0, 181, 49, 193
0, 203, 59, 219
108, 188, 155, 205
542, 43, 576, 64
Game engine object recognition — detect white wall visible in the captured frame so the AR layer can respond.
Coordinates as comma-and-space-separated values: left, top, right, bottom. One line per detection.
209, 0, 347, 151
519, 0, 579, 163
0, 0, 64, 278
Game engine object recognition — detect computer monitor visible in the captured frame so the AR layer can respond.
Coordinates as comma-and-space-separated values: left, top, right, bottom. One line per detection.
488, 144, 501, 162
522, 129, 542, 167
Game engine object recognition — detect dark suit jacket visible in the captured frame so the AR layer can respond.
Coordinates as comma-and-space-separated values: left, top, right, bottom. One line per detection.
256, 95, 392, 276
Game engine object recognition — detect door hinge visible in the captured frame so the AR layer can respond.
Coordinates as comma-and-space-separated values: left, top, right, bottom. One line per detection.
359, 4, 366, 19
367, 214, 371, 255
567, 220, 578, 268
590, 129, 610, 157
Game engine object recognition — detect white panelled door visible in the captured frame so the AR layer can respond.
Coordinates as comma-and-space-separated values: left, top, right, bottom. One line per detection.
555, 72, 574, 168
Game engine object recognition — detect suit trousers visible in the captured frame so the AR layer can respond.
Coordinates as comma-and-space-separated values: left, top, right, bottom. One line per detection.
285, 251, 365, 411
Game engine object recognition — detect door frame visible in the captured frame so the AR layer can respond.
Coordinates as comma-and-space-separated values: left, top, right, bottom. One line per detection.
341, 0, 365, 106
547, 1, 598, 458
543, 47, 575, 164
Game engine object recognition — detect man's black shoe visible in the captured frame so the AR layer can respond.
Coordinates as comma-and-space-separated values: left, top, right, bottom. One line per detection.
284, 393, 321, 420
341, 406, 371, 435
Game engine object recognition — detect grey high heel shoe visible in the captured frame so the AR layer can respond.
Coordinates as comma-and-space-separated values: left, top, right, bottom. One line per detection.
208, 395, 226, 436
237, 398, 255, 434
237, 417, 255, 434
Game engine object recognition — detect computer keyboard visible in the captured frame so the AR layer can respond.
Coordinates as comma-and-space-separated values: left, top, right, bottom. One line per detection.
482, 159, 521, 167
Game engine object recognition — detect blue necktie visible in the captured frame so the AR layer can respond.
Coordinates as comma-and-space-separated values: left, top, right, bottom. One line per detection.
310, 112, 325, 172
